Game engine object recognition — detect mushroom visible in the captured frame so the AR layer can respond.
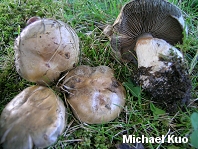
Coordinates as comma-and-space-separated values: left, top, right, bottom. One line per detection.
26, 16, 41, 25
104, 0, 186, 62
14, 18, 80, 85
103, 0, 191, 110
59, 65, 126, 124
135, 35, 191, 106
104, 0, 187, 62
0, 86, 66, 149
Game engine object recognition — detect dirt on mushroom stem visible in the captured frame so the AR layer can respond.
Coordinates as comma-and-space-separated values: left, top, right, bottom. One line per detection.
103, 0, 192, 113
132, 54, 192, 113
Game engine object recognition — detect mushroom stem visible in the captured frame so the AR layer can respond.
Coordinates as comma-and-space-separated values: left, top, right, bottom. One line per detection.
135, 36, 183, 73
137, 33, 153, 41
134, 37, 191, 110
103, 0, 192, 112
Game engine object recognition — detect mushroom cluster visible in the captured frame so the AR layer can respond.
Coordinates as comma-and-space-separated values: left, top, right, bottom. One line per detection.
0, 17, 126, 148
103, 0, 191, 110
0, 0, 193, 148
0, 18, 77, 149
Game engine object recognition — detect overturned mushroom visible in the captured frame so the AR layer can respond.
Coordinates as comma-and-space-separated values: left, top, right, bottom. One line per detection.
59, 65, 126, 124
104, 0, 186, 62
0, 86, 66, 149
15, 18, 80, 85
103, 0, 191, 110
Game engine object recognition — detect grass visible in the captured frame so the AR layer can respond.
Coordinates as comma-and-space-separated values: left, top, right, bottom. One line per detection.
0, 0, 197, 148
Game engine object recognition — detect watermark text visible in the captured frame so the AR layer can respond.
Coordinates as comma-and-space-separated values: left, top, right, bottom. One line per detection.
123, 135, 188, 144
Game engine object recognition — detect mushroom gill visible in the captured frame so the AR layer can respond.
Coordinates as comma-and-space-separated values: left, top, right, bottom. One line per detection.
103, 0, 191, 112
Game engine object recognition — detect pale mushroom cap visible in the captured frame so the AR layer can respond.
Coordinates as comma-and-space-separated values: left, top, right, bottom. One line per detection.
106, 0, 186, 62
15, 19, 80, 85
61, 65, 126, 124
0, 86, 66, 149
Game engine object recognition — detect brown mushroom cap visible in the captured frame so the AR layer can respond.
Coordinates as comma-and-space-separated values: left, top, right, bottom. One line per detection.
105, 0, 186, 62
26, 16, 41, 25
60, 65, 126, 124
0, 86, 66, 149
15, 18, 80, 85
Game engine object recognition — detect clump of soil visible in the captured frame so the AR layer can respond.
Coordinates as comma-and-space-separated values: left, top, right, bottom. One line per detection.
134, 56, 191, 113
